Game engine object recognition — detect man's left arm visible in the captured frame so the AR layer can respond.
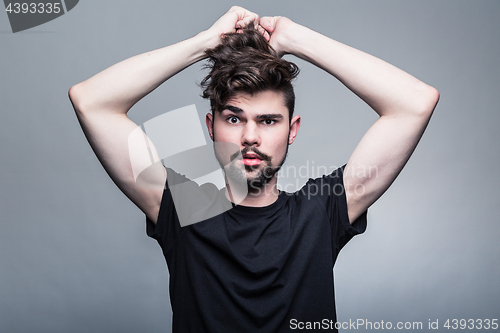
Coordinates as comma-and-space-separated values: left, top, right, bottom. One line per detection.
260, 17, 440, 223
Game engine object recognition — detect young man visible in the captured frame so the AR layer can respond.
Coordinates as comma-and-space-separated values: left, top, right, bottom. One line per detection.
69, 6, 439, 332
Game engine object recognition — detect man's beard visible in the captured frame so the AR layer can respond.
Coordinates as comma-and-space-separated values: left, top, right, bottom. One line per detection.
216, 144, 289, 191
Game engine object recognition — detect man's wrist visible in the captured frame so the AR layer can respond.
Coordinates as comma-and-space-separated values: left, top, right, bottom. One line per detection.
267, 19, 302, 57
282, 23, 323, 63
280, 22, 309, 57
195, 29, 222, 54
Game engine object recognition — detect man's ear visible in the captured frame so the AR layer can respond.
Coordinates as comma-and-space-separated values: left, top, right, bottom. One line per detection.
288, 115, 301, 144
206, 113, 214, 141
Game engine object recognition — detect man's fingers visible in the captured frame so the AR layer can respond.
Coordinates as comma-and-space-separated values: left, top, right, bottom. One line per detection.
235, 11, 259, 29
259, 16, 275, 33
236, 24, 269, 41
223, 7, 272, 42
235, 7, 259, 29
257, 24, 270, 41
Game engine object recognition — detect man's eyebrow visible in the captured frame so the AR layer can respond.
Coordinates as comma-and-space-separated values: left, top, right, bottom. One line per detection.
222, 105, 284, 120
222, 105, 243, 114
256, 114, 283, 120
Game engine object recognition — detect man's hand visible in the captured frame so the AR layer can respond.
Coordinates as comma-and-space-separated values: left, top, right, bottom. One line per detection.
206, 6, 268, 49
259, 16, 296, 57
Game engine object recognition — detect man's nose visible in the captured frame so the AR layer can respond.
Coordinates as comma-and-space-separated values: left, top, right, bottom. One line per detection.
241, 121, 260, 146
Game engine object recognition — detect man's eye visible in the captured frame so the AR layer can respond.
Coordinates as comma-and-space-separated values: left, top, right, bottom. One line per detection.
263, 119, 275, 125
227, 116, 240, 124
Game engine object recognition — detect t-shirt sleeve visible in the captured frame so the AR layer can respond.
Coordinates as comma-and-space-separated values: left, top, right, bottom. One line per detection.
146, 167, 183, 253
303, 165, 367, 253
146, 167, 224, 252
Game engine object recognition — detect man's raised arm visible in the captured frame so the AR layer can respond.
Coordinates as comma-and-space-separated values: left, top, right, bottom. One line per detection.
260, 16, 440, 223
68, 7, 262, 223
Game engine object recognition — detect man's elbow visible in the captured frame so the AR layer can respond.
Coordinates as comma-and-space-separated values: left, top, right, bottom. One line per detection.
68, 83, 86, 115
414, 83, 440, 119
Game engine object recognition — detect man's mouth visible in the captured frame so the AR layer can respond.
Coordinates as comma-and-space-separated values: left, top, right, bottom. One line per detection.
242, 153, 263, 166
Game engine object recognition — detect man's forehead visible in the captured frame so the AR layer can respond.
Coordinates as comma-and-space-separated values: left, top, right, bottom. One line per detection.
223, 91, 288, 116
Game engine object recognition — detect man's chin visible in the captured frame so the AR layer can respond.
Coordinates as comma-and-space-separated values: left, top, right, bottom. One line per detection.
224, 159, 281, 190
246, 168, 278, 189
244, 164, 263, 173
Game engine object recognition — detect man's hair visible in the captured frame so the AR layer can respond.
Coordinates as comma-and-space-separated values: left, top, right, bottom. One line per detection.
201, 25, 299, 120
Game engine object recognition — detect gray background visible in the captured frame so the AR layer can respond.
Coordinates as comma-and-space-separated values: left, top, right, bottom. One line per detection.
1, 0, 499, 332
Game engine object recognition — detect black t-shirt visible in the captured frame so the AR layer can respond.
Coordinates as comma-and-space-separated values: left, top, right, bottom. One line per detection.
147, 166, 367, 332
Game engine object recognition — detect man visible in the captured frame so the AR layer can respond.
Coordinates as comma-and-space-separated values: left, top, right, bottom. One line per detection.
69, 6, 439, 332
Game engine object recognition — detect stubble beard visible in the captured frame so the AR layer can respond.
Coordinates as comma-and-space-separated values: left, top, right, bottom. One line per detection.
217, 144, 289, 193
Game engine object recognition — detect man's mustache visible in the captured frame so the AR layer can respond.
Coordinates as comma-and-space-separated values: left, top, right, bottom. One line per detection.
230, 147, 270, 162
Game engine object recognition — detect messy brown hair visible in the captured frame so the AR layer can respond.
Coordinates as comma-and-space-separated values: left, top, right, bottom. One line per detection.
201, 24, 299, 120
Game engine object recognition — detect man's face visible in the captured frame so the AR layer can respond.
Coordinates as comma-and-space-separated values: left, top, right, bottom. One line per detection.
206, 90, 300, 190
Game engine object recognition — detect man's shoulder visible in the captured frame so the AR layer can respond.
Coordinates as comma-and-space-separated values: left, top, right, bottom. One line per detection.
293, 166, 345, 199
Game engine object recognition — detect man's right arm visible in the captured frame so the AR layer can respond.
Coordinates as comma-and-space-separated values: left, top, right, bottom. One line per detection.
68, 6, 261, 223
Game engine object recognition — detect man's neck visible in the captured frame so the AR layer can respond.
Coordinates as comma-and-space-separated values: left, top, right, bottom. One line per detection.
225, 177, 280, 207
